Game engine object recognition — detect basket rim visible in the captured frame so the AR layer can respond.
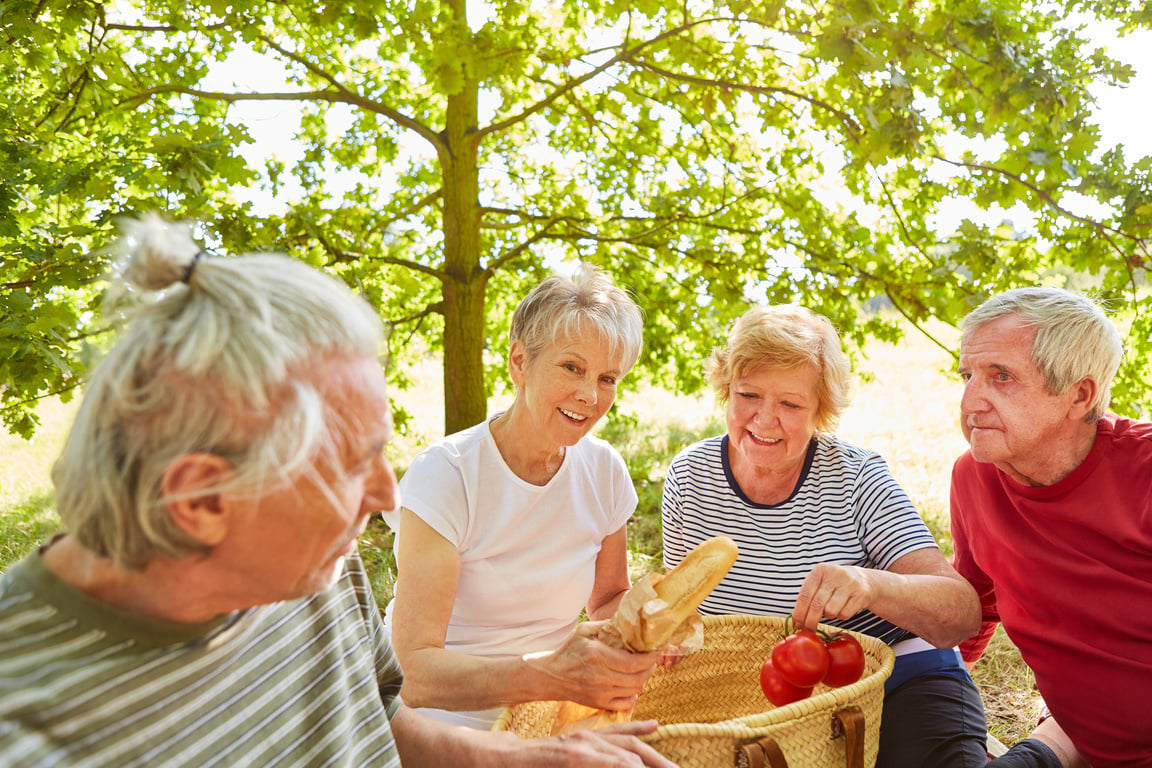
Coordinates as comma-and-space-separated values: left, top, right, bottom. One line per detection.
491, 613, 896, 738
639, 614, 895, 740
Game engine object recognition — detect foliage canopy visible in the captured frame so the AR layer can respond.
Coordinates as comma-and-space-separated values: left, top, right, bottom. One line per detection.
3, 0, 1150, 438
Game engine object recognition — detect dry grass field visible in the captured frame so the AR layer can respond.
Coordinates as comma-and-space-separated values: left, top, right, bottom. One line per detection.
0, 318, 1041, 746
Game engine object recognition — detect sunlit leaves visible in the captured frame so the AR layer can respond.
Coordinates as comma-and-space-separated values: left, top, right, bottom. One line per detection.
4, 0, 1152, 436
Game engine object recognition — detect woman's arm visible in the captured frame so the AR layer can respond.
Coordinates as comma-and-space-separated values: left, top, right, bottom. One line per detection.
390, 510, 656, 711
792, 547, 981, 648
585, 527, 632, 621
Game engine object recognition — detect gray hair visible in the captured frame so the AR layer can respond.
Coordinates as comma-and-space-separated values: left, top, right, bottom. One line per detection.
706, 305, 852, 433
51, 213, 384, 569
509, 264, 643, 374
961, 287, 1123, 422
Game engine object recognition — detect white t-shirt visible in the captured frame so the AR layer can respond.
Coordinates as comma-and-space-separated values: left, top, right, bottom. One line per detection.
383, 417, 637, 728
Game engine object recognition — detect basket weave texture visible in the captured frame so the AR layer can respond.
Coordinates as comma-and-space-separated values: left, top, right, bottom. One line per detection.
494, 614, 895, 768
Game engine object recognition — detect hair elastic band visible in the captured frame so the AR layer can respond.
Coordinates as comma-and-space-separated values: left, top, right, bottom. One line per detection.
181, 249, 206, 284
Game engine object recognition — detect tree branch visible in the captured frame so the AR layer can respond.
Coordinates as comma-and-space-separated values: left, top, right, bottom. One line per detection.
935, 156, 1140, 255
630, 59, 862, 139
253, 34, 444, 151
478, 15, 721, 138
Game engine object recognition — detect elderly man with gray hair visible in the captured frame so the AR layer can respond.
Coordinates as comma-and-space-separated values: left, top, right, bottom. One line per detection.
950, 287, 1152, 768
0, 214, 675, 768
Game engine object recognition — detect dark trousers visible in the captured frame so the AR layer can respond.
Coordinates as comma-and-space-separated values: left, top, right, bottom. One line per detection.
990, 740, 1063, 767
877, 674, 989, 768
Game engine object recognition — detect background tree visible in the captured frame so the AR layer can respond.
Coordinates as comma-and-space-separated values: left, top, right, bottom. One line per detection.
3, 0, 1150, 439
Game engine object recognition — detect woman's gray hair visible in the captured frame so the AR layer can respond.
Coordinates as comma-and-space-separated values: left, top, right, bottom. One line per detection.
509, 264, 643, 374
52, 213, 384, 569
706, 305, 852, 433
961, 287, 1123, 421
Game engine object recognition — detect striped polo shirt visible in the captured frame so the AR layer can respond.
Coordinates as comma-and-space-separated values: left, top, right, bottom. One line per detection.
0, 547, 402, 768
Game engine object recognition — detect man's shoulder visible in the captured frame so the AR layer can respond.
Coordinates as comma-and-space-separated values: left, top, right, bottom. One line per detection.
1100, 413, 1152, 443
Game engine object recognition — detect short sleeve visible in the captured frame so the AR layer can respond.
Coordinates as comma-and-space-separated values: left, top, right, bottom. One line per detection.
392, 445, 469, 547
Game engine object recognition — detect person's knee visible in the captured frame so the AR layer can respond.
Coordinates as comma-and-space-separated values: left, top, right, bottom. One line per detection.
991, 739, 1063, 768
877, 675, 988, 768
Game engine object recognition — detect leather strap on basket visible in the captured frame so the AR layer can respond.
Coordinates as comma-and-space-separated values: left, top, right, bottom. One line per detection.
738, 736, 788, 768
832, 706, 866, 768
737, 705, 866, 768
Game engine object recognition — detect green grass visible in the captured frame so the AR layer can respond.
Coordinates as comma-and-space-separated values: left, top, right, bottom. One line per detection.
0, 323, 1038, 744
0, 492, 59, 567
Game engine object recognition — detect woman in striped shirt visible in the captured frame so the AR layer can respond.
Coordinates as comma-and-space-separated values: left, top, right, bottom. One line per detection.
661, 304, 987, 768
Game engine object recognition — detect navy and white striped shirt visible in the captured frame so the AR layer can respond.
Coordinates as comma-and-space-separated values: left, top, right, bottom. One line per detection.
662, 434, 937, 645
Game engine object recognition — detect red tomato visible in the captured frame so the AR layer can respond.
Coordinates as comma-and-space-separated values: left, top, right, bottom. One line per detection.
759, 658, 813, 706
771, 629, 830, 687
822, 633, 866, 688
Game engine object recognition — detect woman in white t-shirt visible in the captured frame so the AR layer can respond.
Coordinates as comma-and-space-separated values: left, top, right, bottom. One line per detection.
383, 265, 658, 729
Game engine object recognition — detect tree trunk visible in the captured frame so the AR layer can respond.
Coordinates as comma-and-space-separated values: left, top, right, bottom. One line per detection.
440, 272, 487, 435
438, 0, 487, 436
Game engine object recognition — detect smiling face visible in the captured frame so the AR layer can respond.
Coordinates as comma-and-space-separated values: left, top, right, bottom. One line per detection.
726, 363, 821, 484
958, 314, 1091, 485
220, 354, 399, 601
509, 329, 623, 449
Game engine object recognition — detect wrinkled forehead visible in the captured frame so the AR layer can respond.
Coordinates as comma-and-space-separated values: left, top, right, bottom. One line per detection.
959, 315, 1038, 366
310, 354, 392, 445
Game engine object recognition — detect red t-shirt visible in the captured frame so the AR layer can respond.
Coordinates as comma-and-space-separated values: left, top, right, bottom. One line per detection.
951, 414, 1152, 768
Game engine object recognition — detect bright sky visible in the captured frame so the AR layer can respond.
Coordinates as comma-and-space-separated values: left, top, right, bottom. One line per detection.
216, 19, 1152, 225
1086, 22, 1151, 159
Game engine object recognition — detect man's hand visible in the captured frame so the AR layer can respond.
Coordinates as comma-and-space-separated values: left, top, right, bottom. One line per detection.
1031, 715, 1090, 768
497, 720, 678, 767
393, 706, 678, 767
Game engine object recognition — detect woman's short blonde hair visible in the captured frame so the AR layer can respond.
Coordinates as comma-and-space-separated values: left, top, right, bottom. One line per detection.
706, 305, 852, 432
510, 263, 643, 374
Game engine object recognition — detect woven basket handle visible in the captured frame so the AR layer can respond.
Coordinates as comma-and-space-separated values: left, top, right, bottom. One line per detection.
737, 705, 867, 768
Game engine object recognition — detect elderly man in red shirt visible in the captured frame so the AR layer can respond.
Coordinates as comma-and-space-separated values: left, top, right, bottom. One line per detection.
950, 287, 1152, 768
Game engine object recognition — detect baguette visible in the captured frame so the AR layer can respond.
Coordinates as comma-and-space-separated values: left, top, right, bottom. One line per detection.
649, 535, 739, 639
603, 534, 739, 652
550, 536, 739, 734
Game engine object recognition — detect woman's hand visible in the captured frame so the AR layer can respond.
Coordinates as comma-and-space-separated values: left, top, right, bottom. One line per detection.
523, 621, 660, 710
792, 562, 876, 631
791, 550, 981, 647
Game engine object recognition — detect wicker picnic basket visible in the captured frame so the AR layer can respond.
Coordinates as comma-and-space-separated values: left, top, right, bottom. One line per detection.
494, 614, 895, 768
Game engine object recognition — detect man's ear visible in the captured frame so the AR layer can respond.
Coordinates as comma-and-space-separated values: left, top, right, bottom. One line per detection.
161, 453, 234, 546
1068, 377, 1099, 421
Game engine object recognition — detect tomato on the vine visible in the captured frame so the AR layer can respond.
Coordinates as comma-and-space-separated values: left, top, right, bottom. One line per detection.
770, 629, 830, 688
822, 633, 866, 688
759, 658, 813, 707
